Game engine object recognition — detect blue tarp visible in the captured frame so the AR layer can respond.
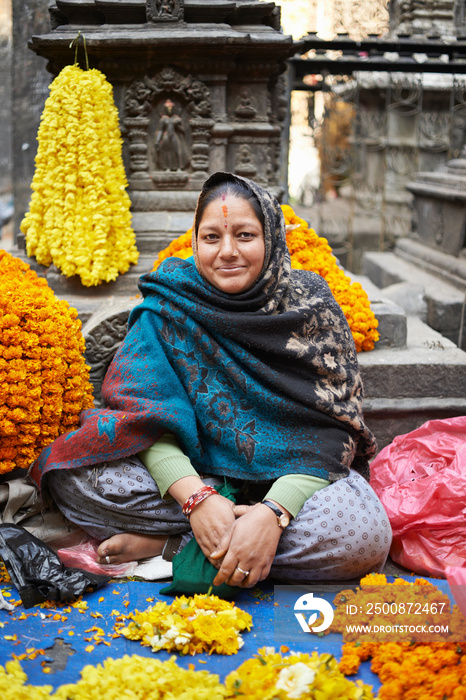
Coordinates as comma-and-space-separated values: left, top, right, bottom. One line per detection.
0, 574, 455, 693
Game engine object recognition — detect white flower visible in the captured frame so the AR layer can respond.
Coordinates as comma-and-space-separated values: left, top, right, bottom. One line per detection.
275, 662, 316, 698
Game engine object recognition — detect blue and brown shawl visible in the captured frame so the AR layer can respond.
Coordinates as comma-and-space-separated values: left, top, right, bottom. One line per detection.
30, 172, 376, 490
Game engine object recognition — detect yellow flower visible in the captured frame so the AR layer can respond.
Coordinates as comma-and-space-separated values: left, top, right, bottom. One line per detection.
0, 655, 226, 700
0, 251, 94, 475
118, 594, 252, 656
152, 205, 379, 351
224, 647, 375, 699
21, 64, 138, 287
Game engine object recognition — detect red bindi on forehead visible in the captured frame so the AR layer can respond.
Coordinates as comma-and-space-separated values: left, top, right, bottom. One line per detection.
221, 204, 228, 227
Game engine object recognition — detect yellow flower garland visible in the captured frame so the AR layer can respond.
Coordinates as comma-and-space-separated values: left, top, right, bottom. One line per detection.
117, 594, 252, 656
152, 205, 379, 352
21, 64, 139, 287
0, 251, 94, 474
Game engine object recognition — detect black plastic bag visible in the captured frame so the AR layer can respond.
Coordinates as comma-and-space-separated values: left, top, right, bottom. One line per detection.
0, 524, 110, 609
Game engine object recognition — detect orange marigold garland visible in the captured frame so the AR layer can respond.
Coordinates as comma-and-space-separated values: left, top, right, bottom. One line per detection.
152, 205, 379, 352
0, 250, 94, 475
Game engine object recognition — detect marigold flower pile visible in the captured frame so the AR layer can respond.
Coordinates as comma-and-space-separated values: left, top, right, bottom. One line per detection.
336, 573, 466, 700
0, 648, 376, 700
0, 250, 94, 474
0, 656, 226, 700
152, 205, 379, 351
224, 646, 375, 699
21, 64, 138, 287
117, 593, 252, 656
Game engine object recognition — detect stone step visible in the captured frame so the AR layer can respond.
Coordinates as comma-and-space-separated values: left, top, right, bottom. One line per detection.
363, 249, 466, 348
349, 272, 407, 349
359, 315, 466, 448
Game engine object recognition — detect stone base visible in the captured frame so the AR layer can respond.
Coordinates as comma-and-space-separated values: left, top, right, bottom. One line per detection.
363, 245, 466, 349
359, 316, 466, 449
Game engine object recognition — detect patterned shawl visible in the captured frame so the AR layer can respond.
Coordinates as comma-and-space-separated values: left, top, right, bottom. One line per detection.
30, 172, 376, 490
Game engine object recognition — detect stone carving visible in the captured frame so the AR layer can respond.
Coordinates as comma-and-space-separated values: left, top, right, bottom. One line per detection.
146, 0, 184, 23
83, 304, 138, 407
155, 98, 190, 171
389, 77, 422, 116
392, 0, 457, 35
357, 109, 386, 143
386, 146, 417, 176
419, 113, 450, 152
124, 67, 213, 188
234, 89, 257, 120
334, 0, 389, 40
432, 206, 446, 246
272, 74, 288, 125
234, 144, 258, 177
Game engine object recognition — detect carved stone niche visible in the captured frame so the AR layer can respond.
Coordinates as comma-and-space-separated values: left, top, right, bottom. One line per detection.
390, 0, 459, 36
124, 66, 214, 202
83, 299, 140, 407
146, 0, 184, 23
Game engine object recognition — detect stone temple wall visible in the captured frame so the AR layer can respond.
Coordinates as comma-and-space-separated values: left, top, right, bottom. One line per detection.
11, 0, 50, 237
0, 0, 12, 195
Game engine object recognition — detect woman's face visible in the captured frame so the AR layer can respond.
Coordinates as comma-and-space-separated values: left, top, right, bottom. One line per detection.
197, 194, 265, 294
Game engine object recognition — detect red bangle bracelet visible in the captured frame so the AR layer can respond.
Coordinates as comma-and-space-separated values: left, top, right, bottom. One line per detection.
182, 485, 218, 518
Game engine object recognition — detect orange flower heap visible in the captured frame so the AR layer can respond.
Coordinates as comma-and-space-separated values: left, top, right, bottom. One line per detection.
0, 251, 94, 475
337, 573, 466, 700
282, 205, 379, 352
152, 205, 379, 352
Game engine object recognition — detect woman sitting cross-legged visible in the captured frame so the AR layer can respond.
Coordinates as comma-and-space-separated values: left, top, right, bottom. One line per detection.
30, 171, 391, 589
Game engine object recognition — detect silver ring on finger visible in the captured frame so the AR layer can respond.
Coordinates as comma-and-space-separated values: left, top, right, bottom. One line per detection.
105, 555, 111, 565
236, 566, 250, 578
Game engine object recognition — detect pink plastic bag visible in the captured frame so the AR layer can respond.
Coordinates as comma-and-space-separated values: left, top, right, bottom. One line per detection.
58, 537, 137, 578
445, 565, 466, 619
370, 416, 466, 578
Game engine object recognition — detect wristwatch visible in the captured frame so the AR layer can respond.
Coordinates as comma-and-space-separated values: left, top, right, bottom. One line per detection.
261, 500, 290, 529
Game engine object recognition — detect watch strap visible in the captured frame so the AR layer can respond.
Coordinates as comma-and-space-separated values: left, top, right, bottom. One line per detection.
262, 500, 290, 529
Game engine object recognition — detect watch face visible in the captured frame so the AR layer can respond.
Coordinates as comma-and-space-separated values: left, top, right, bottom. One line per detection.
279, 514, 290, 528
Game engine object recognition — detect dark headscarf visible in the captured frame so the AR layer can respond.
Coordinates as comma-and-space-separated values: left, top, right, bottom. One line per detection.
31, 172, 376, 490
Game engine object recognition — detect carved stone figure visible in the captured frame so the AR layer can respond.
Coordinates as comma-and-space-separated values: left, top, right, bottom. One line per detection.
234, 144, 257, 177
234, 89, 257, 120
146, 0, 184, 22
155, 99, 190, 171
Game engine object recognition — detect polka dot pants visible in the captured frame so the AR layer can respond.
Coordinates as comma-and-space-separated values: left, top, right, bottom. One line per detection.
47, 459, 392, 583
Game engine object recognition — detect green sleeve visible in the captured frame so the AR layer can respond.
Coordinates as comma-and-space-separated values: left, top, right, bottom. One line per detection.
138, 433, 198, 499
139, 434, 330, 515
264, 473, 329, 518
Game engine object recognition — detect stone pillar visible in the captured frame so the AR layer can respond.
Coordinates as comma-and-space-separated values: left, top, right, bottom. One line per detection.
11, 0, 50, 241
12, 0, 296, 300
0, 0, 12, 196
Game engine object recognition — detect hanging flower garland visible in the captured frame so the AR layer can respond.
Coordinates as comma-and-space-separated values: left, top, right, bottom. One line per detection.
0, 251, 94, 475
20, 62, 138, 287
152, 205, 379, 352
116, 593, 252, 656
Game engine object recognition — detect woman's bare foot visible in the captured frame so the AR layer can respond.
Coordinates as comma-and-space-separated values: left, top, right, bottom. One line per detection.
96, 533, 168, 565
